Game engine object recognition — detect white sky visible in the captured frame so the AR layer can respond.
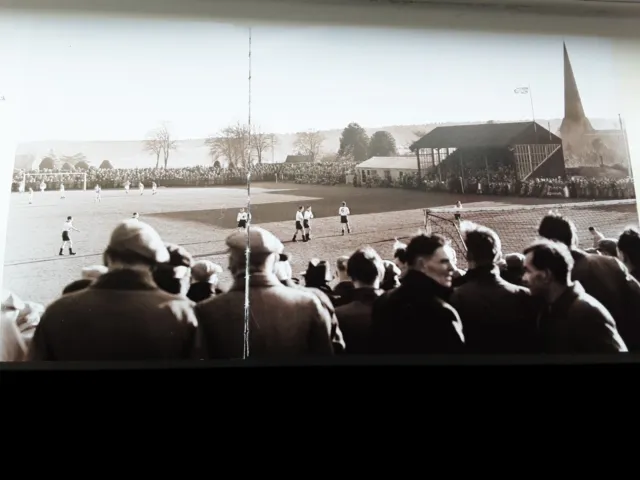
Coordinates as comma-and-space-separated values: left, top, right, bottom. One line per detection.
0, 13, 620, 142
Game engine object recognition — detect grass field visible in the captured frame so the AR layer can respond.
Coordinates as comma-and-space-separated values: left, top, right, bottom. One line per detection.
3, 182, 638, 306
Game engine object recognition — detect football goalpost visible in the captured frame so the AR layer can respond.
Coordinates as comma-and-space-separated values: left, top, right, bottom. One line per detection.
22, 172, 88, 191
423, 199, 638, 268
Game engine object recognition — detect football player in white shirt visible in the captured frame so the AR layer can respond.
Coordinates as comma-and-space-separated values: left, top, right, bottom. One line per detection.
303, 206, 314, 241
124, 180, 131, 194
292, 206, 306, 242
18, 180, 25, 194
94, 184, 102, 202
28, 187, 34, 204
59, 216, 80, 256
139, 182, 145, 195
236, 208, 249, 229
151, 182, 158, 195
338, 201, 351, 235
39, 181, 46, 193
59, 183, 66, 199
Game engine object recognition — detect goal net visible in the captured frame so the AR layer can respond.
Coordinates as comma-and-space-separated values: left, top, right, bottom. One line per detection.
424, 199, 639, 269
22, 172, 87, 191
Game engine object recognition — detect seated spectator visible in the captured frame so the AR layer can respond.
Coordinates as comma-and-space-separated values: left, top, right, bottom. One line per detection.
335, 247, 385, 354
187, 260, 224, 303
153, 243, 193, 297
29, 220, 199, 361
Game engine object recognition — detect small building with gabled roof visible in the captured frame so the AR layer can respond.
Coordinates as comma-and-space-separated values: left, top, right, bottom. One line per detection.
409, 121, 565, 182
355, 156, 418, 183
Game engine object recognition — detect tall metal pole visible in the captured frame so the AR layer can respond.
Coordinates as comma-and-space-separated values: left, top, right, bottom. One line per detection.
243, 28, 252, 359
528, 84, 538, 140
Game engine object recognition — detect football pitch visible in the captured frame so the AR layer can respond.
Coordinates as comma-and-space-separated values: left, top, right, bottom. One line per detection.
3, 183, 637, 306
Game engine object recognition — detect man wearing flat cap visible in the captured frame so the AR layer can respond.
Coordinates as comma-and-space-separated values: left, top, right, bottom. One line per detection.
30, 220, 199, 361
196, 227, 335, 358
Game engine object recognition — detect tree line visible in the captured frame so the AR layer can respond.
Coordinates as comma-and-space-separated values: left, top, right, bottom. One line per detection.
31, 121, 427, 171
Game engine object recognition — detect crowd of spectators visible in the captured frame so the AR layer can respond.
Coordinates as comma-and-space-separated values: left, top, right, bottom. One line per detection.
12, 158, 636, 201
3, 211, 639, 360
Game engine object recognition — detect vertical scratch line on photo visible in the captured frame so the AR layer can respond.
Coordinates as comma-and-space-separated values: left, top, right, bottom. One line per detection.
243, 27, 252, 359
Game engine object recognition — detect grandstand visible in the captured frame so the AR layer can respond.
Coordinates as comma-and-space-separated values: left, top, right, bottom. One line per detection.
410, 121, 566, 184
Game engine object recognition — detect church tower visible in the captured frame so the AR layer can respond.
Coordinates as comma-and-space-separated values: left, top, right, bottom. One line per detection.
558, 42, 594, 151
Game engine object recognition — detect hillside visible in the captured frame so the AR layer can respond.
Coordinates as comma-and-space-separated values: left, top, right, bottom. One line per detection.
13, 118, 621, 170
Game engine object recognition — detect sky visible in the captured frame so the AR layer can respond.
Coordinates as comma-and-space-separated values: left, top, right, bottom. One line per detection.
0, 12, 621, 143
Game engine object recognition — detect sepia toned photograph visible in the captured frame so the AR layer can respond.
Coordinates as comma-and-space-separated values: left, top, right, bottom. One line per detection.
2, 8, 639, 362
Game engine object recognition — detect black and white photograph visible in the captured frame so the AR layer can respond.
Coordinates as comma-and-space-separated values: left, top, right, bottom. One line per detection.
1, 1, 639, 362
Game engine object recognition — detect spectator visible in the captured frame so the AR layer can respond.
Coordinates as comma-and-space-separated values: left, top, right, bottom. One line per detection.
380, 260, 401, 291
618, 227, 640, 281
500, 253, 526, 286
195, 227, 336, 358
29, 220, 199, 361
596, 238, 618, 258
449, 222, 539, 353
522, 240, 627, 353
333, 256, 355, 306
153, 243, 193, 297
62, 265, 108, 295
187, 260, 224, 303
392, 239, 408, 277
371, 233, 465, 354
538, 213, 640, 351
1, 290, 44, 361
335, 247, 385, 354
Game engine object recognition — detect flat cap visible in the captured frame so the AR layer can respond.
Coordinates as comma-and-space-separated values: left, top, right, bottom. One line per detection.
225, 227, 283, 255
191, 260, 223, 283
107, 220, 170, 264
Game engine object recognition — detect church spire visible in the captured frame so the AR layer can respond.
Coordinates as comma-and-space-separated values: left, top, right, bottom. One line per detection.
559, 41, 593, 137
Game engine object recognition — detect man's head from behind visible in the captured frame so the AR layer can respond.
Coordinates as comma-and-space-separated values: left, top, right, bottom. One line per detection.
522, 240, 574, 298
618, 227, 640, 272
335, 256, 350, 281
153, 244, 194, 297
347, 246, 385, 289
226, 227, 283, 278
538, 213, 578, 248
103, 220, 170, 272
405, 233, 455, 287
461, 221, 502, 268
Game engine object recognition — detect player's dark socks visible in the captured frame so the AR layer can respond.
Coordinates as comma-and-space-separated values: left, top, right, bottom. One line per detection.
69, 249, 76, 256
59, 249, 63, 255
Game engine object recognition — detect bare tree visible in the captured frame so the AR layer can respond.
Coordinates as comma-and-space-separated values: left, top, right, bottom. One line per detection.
293, 130, 325, 162
158, 122, 177, 169
205, 122, 251, 168
251, 127, 271, 165
144, 133, 163, 169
